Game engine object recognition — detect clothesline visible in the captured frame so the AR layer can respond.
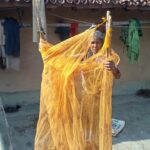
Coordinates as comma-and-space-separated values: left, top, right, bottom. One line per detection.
46, 12, 150, 28
21, 21, 150, 29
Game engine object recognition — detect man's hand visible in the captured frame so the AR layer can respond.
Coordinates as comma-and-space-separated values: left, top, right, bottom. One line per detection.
103, 61, 121, 79
104, 61, 116, 71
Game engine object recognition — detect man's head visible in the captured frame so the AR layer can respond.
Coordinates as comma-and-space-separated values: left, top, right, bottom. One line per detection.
89, 30, 104, 53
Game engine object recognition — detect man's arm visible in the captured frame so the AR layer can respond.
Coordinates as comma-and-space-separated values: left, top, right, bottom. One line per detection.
111, 67, 121, 79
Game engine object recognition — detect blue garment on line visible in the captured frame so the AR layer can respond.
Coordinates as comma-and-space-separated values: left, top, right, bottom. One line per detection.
3, 17, 20, 57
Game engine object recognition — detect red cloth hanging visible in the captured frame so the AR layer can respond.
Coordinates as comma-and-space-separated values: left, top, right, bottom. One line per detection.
70, 23, 78, 37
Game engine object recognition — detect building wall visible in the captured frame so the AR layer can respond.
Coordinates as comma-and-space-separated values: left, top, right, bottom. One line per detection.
0, 7, 150, 94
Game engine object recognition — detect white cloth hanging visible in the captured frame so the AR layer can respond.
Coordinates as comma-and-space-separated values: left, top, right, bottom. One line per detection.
0, 20, 5, 46
32, 0, 47, 43
0, 20, 7, 70
6, 56, 20, 71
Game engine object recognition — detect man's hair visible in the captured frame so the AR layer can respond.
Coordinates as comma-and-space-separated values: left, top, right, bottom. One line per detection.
92, 30, 104, 41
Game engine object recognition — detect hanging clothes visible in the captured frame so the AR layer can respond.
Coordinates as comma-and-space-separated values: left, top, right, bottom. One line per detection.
0, 47, 6, 70
32, 0, 47, 43
0, 20, 6, 70
55, 26, 70, 41
0, 20, 5, 46
120, 18, 143, 63
0, 18, 20, 71
6, 56, 20, 71
70, 23, 78, 37
3, 17, 20, 57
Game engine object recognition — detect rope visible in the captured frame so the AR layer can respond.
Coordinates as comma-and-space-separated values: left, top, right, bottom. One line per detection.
48, 12, 93, 24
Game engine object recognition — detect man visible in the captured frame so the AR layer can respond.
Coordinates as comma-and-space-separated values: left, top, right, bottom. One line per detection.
86, 30, 121, 79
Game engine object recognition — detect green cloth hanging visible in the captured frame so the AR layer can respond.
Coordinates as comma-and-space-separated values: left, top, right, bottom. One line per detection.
120, 19, 143, 63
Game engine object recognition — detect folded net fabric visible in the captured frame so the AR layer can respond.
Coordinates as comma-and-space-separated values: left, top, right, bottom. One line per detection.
34, 23, 120, 150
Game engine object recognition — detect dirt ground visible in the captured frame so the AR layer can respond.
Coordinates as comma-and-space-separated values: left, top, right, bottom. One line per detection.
0, 91, 150, 150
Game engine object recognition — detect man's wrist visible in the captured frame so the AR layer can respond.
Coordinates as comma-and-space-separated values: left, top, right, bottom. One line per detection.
113, 66, 119, 74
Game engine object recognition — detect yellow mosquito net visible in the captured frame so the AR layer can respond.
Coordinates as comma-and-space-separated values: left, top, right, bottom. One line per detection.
34, 21, 120, 150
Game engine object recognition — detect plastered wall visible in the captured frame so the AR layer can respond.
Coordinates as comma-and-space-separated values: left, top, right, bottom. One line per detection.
0, 7, 150, 94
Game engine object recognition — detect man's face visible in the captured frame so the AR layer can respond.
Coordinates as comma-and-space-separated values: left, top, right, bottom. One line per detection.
90, 39, 102, 53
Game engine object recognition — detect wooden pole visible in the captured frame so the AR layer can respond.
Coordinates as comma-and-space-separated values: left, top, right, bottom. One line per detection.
106, 11, 112, 56
99, 10, 112, 150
